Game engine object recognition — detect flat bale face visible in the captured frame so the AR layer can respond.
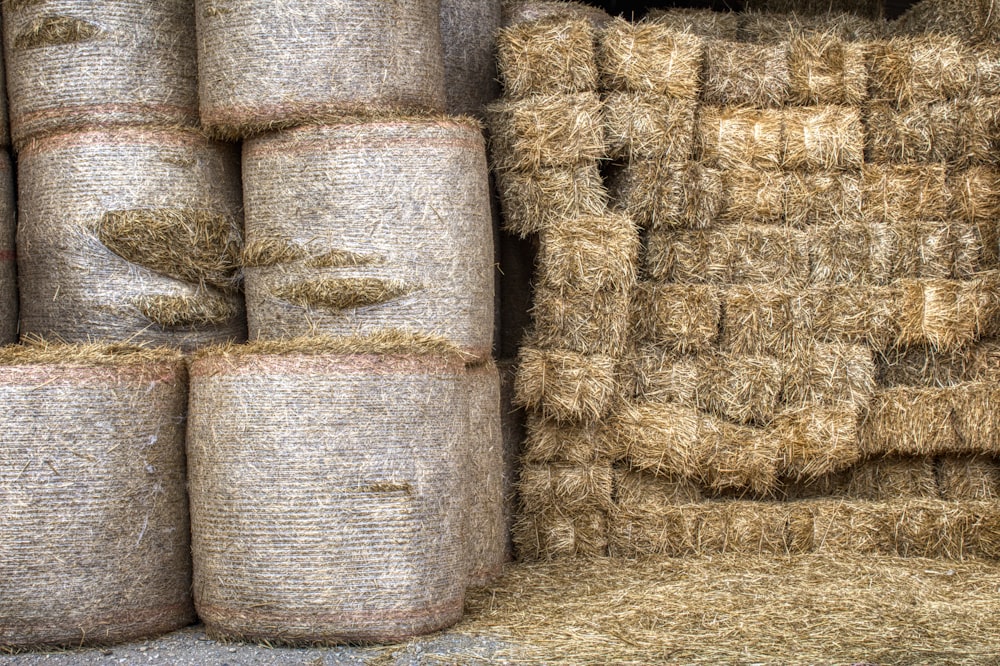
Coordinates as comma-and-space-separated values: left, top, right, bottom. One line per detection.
440, 0, 501, 117
497, 17, 598, 99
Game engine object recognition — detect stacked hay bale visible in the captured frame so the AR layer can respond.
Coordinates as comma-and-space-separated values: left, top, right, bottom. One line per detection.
0, 48, 13, 344
496, 7, 1000, 560
3, 0, 246, 350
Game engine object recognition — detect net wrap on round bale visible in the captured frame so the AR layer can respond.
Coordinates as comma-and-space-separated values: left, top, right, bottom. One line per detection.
196, 0, 446, 139
0, 153, 16, 344
0, 343, 193, 649
242, 118, 494, 360
187, 336, 470, 645
441, 0, 501, 117
2, 0, 198, 149
16, 127, 246, 351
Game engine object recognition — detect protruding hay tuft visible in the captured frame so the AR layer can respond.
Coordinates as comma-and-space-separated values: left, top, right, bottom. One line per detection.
487, 92, 604, 173
613, 468, 702, 508
938, 455, 1000, 500
774, 405, 861, 481
783, 105, 864, 171
607, 399, 702, 481
785, 170, 863, 228
271, 277, 413, 311
696, 106, 784, 170
701, 40, 790, 108
863, 386, 960, 457
496, 17, 598, 98
862, 163, 950, 224
242, 238, 379, 269
788, 33, 869, 106
518, 462, 614, 514
133, 293, 239, 329
512, 508, 607, 560
698, 416, 782, 496
514, 346, 617, 423
809, 220, 892, 285
783, 342, 875, 408
868, 35, 975, 107
496, 163, 608, 237
599, 19, 704, 98
720, 169, 786, 225
536, 213, 637, 291
13, 15, 100, 50
631, 282, 720, 353
602, 93, 696, 162
646, 8, 738, 40
529, 284, 632, 357
608, 160, 723, 230
522, 415, 610, 464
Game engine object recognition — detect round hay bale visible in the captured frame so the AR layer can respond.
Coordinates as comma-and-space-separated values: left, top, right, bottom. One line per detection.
500, 0, 610, 29
1, 0, 198, 149
0, 152, 16, 344
442, 0, 501, 116
195, 0, 446, 139
464, 362, 511, 587
16, 127, 246, 350
0, 41, 9, 149
187, 336, 470, 645
242, 119, 494, 360
0, 343, 193, 649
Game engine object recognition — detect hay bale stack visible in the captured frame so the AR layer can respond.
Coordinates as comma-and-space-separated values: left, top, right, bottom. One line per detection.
195, 0, 446, 139
2, 0, 198, 149
241, 118, 493, 359
187, 336, 470, 645
441, 0, 501, 117
16, 127, 245, 350
0, 343, 193, 649
0, 153, 15, 344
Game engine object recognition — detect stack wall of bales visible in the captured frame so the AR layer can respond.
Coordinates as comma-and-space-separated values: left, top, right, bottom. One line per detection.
186, 339, 469, 644
0, 344, 194, 649
0, 152, 15, 344
16, 128, 246, 350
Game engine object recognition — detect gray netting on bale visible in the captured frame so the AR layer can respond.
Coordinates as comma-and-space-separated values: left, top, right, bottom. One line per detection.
187, 335, 471, 645
441, 0, 501, 117
241, 118, 494, 360
16, 127, 246, 350
0, 152, 16, 344
195, 0, 446, 140
0, 342, 193, 649
500, 0, 610, 29
2, 0, 198, 150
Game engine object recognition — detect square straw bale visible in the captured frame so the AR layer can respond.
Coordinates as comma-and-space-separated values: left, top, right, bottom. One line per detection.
607, 503, 698, 557
783, 105, 865, 171
609, 160, 723, 230
896, 278, 985, 351
645, 228, 727, 284
845, 456, 939, 500
973, 46, 1000, 96
518, 461, 615, 513
774, 404, 862, 481
698, 416, 783, 495
862, 386, 960, 457
530, 284, 632, 357
631, 281, 721, 352
702, 40, 791, 108
951, 166, 1000, 267
536, 213, 638, 291
719, 502, 807, 555
514, 346, 618, 423
719, 168, 787, 225
861, 163, 950, 225
946, 501, 1000, 559
721, 285, 811, 357
599, 18, 704, 98
697, 106, 785, 170
805, 284, 901, 350
743, 0, 884, 19
726, 225, 811, 286
949, 381, 1000, 455
788, 34, 869, 106
886, 219, 972, 280
496, 162, 609, 237
938, 455, 1000, 500
783, 342, 875, 408
608, 399, 702, 480
865, 99, 993, 167
487, 92, 605, 173
496, 17, 598, 99
626, 346, 699, 404
513, 508, 607, 560
784, 170, 863, 228
868, 35, 976, 108
969, 270, 1000, 339
696, 352, 786, 426
613, 468, 703, 509
807, 501, 898, 555
809, 220, 893, 285
522, 414, 611, 464
602, 92, 697, 162
878, 345, 971, 388
647, 8, 739, 40
965, 340, 1000, 383
738, 11, 885, 43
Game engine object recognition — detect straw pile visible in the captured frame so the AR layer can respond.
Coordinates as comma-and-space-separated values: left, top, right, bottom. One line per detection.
241, 118, 494, 360
0, 153, 15, 344
196, 0, 446, 139
0, 342, 193, 649
16, 128, 246, 350
441, 0, 501, 117
1, 0, 198, 149
187, 336, 473, 645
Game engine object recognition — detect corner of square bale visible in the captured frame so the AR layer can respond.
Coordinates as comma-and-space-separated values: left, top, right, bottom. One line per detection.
948, 381, 1000, 455
529, 284, 632, 357
602, 92, 697, 162
496, 162, 609, 237
646, 7, 739, 41
784, 169, 863, 228
805, 284, 901, 350
896, 278, 984, 351
608, 159, 723, 230
719, 168, 787, 225
513, 508, 608, 560
522, 414, 612, 464
631, 281, 721, 353
496, 17, 599, 99
868, 35, 976, 108
783, 342, 875, 409
697, 417, 782, 496
696, 352, 786, 426
625, 345, 699, 404
536, 213, 638, 291
783, 105, 864, 171
701, 40, 790, 108
607, 503, 697, 557
862, 386, 959, 458
861, 163, 950, 225
788, 34, 869, 106
514, 346, 618, 422
612, 467, 703, 509
518, 461, 615, 513
599, 18, 704, 98
721, 285, 811, 357
487, 92, 605, 173
808, 219, 893, 285
937, 455, 1000, 500
697, 106, 785, 170
774, 404, 862, 482
607, 399, 702, 480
